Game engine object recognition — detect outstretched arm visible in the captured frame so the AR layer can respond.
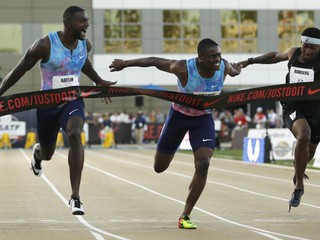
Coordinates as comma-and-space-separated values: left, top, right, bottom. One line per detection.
109, 57, 188, 85
237, 47, 296, 69
109, 57, 182, 74
0, 37, 48, 96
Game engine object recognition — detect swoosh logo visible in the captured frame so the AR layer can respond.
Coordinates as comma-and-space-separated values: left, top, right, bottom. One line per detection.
69, 108, 79, 115
203, 98, 223, 108
202, 139, 213, 142
80, 88, 102, 98
307, 87, 320, 95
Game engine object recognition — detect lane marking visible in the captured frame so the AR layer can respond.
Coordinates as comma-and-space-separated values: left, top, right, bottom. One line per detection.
85, 150, 311, 240
19, 149, 131, 240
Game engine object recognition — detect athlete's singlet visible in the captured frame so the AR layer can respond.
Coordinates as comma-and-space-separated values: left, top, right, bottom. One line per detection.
172, 58, 225, 116
40, 31, 87, 90
281, 48, 320, 118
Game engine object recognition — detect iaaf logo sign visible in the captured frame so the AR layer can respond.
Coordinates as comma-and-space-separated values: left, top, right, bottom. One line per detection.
0, 114, 26, 139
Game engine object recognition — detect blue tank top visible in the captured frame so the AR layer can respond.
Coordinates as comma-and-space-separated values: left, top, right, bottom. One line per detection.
40, 31, 87, 90
172, 57, 225, 116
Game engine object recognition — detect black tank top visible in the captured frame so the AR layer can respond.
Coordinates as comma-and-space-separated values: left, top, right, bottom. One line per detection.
281, 48, 320, 118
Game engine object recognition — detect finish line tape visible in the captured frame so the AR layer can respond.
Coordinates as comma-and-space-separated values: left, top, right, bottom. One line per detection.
0, 81, 320, 117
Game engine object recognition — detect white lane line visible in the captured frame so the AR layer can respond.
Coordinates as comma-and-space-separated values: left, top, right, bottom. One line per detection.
126, 150, 320, 187
19, 149, 132, 240
83, 151, 310, 240
88, 150, 320, 209
212, 164, 320, 188
210, 180, 320, 209
169, 171, 320, 209
98, 149, 320, 188
252, 230, 286, 240
91, 231, 107, 240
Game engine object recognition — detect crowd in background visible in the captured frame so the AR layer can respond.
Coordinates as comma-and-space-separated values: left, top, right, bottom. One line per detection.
85, 106, 282, 145
85, 109, 166, 128
215, 107, 282, 143
85, 109, 166, 145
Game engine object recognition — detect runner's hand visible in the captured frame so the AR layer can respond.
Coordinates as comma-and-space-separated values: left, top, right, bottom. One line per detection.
96, 80, 117, 104
109, 59, 126, 72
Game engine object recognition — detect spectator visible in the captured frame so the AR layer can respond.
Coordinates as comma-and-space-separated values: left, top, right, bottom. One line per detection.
85, 112, 97, 125
253, 107, 267, 129
231, 108, 249, 139
110, 112, 121, 127
102, 113, 111, 128
266, 108, 278, 128
119, 110, 131, 123
233, 108, 248, 129
148, 111, 156, 123
132, 111, 147, 144
155, 109, 165, 123
219, 109, 235, 132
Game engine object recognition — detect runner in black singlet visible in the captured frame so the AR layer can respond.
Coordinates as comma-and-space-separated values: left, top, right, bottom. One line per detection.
237, 27, 320, 211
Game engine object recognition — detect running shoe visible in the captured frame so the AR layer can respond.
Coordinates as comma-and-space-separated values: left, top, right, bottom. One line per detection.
69, 198, 85, 215
288, 188, 304, 212
30, 143, 42, 177
178, 215, 197, 229
293, 173, 309, 185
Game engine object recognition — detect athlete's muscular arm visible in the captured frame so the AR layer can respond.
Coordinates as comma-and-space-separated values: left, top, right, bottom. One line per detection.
109, 57, 189, 86
223, 59, 241, 79
81, 39, 116, 87
0, 37, 48, 96
109, 57, 177, 72
237, 47, 297, 69
82, 39, 116, 104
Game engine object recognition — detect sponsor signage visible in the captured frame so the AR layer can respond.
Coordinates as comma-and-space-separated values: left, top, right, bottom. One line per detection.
243, 137, 265, 164
248, 128, 295, 160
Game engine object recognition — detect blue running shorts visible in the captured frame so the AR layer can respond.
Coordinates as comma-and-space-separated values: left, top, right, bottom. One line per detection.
36, 98, 85, 145
157, 106, 215, 154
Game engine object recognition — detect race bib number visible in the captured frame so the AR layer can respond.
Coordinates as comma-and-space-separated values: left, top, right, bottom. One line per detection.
289, 66, 314, 84
52, 75, 79, 89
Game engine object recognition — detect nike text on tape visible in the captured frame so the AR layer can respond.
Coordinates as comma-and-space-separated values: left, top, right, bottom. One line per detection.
0, 82, 320, 117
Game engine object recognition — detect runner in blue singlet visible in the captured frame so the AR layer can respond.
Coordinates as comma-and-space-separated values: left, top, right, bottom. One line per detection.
0, 6, 116, 215
109, 38, 241, 229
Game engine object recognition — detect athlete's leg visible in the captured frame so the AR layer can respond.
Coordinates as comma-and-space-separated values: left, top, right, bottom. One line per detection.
308, 143, 318, 162
292, 139, 318, 184
34, 144, 56, 161
35, 108, 60, 161
66, 115, 84, 200
154, 151, 175, 173
154, 107, 186, 172
180, 113, 215, 217
181, 147, 212, 216
291, 118, 311, 190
